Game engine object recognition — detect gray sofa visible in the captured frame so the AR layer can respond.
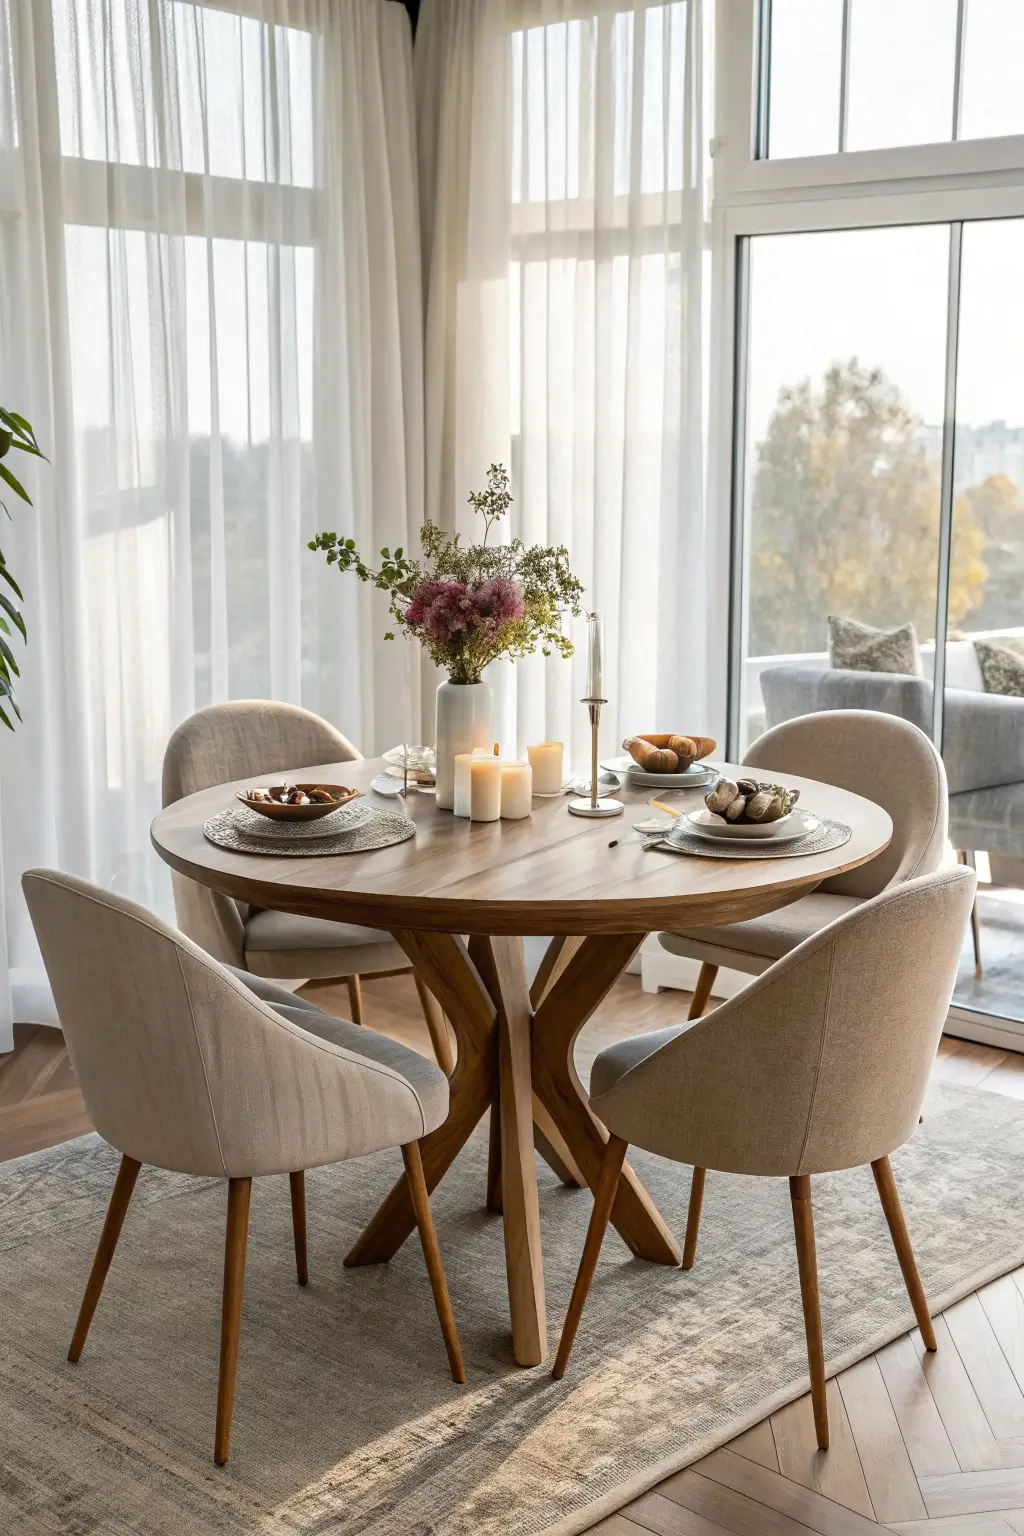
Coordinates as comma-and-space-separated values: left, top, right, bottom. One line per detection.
760, 666, 1024, 970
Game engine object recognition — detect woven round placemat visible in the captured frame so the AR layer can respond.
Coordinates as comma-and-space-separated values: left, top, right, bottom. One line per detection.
226, 801, 374, 841
652, 816, 853, 860
203, 803, 415, 857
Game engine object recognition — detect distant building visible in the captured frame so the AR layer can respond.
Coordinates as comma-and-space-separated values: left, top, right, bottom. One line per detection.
919, 420, 1024, 491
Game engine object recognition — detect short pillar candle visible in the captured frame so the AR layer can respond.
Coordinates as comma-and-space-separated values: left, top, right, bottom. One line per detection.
469, 756, 502, 822
500, 760, 532, 819
454, 747, 496, 818
527, 741, 563, 795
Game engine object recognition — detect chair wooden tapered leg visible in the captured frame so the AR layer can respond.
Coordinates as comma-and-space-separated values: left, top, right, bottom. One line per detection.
346, 974, 364, 1026
871, 1155, 937, 1351
789, 1174, 829, 1450
289, 1171, 308, 1286
414, 974, 456, 1076
688, 963, 718, 1020
68, 1153, 142, 1363
682, 1166, 706, 1271
215, 1177, 252, 1466
553, 1135, 629, 1380
402, 1141, 466, 1384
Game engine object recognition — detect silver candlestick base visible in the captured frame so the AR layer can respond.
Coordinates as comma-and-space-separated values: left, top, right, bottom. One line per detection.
568, 698, 624, 819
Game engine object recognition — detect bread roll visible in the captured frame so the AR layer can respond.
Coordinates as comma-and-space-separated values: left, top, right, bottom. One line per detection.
622, 736, 679, 773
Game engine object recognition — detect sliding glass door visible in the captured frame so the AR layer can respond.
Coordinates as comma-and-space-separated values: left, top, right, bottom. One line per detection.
945, 220, 1024, 1020
731, 215, 1024, 1028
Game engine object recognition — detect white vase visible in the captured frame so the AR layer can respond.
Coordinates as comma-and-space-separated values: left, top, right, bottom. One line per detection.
435, 679, 493, 810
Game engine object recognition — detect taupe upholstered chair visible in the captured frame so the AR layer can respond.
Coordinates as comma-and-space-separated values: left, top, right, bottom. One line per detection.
23, 870, 465, 1466
162, 700, 452, 1072
555, 867, 976, 1452
659, 710, 948, 1264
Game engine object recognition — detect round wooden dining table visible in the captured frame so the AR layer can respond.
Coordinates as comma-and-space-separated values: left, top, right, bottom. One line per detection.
151, 757, 892, 1367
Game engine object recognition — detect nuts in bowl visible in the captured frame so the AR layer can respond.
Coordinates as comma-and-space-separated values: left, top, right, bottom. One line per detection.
704, 777, 799, 825
236, 784, 360, 822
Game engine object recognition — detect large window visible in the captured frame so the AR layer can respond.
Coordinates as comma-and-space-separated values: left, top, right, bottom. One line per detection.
761, 0, 1024, 159
738, 223, 949, 743
732, 215, 1024, 1026
716, 4, 1024, 1038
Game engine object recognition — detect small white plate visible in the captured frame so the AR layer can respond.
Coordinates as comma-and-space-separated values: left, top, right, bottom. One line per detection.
684, 808, 819, 844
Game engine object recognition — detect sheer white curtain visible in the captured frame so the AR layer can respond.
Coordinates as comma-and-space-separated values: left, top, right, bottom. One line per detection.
0, 0, 422, 1047
417, 0, 707, 766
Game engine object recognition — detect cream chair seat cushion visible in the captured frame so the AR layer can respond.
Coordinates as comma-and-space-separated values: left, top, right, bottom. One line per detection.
242, 910, 406, 980
225, 966, 449, 1133
660, 891, 861, 976
590, 1023, 689, 1101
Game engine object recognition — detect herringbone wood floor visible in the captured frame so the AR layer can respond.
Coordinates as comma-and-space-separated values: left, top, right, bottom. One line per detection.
3, 972, 1024, 1535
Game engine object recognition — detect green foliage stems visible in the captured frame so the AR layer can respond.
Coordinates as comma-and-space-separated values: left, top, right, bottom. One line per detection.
309, 464, 584, 684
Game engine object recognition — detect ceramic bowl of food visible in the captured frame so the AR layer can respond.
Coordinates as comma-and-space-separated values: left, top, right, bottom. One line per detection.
235, 784, 361, 822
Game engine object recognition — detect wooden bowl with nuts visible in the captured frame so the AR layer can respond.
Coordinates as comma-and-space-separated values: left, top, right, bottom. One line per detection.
235, 784, 361, 822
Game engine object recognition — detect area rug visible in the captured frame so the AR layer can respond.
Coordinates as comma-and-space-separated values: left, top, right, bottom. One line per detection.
3, 1079, 1024, 1536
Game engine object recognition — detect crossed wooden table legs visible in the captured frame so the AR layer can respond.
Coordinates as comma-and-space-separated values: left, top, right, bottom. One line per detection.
345, 930, 681, 1366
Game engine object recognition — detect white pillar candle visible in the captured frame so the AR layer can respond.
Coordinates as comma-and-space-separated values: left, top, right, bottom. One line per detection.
500, 760, 533, 819
470, 756, 503, 822
586, 612, 603, 699
454, 748, 495, 818
527, 741, 563, 795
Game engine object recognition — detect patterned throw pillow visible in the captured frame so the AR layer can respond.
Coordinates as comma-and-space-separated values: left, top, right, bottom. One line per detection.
974, 639, 1024, 698
827, 615, 922, 676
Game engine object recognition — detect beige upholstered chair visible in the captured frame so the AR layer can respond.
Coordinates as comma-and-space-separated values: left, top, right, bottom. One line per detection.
23, 869, 464, 1466
554, 867, 976, 1452
162, 700, 453, 1072
662, 711, 948, 1015
659, 710, 948, 1264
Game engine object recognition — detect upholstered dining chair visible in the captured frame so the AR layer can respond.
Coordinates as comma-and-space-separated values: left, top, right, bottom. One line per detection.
162, 699, 453, 1073
659, 709, 948, 1266
23, 869, 465, 1466
554, 866, 976, 1451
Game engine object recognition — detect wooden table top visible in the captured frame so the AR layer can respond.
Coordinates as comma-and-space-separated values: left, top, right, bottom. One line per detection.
150, 757, 892, 937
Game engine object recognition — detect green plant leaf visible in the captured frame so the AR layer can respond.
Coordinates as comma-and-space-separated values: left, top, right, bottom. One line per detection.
0, 703, 12, 731
0, 592, 25, 640
0, 409, 39, 445
0, 461, 31, 505
0, 562, 24, 600
0, 634, 20, 676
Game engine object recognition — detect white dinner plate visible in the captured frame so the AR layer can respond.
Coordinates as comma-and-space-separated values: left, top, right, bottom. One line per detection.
683, 808, 820, 844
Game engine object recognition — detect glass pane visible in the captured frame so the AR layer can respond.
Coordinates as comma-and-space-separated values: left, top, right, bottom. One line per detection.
947, 218, 1024, 1023
765, 0, 842, 159
64, 225, 314, 741
511, 2, 689, 203
53, 0, 314, 187
845, 0, 958, 151
738, 225, 950, 753
959, 0, 1024, 142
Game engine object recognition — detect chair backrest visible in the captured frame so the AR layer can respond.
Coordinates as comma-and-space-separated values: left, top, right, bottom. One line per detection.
22, 869, 424, 1178
162, 701, 360, 964
591, 866, 976, 1177
743, 708, 947, 898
